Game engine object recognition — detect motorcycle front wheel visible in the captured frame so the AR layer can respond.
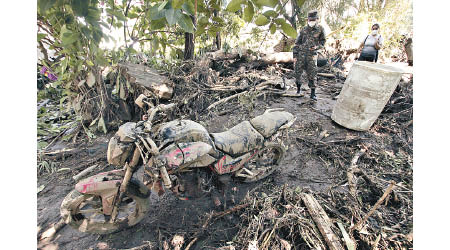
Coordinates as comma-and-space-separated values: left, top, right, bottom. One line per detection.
240, 142, 285, 183
60, 179, 150, 234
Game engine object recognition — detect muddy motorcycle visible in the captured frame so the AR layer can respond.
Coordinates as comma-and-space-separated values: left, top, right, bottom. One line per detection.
60, 102, 295, 234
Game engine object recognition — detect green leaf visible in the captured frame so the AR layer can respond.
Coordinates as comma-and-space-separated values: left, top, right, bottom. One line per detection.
178, 13, 194, 33
254, 14, 270, 26
165, 9, 181, 26
61, 32, 79, 46
226, 0, 244, 12
255, 0, 278, 8
172, 0, 185, 9
198, 16, 209, 25
149, 5, 167, 20
212, 16, 224, 24
182, 1, 195, 15
195, 25, 206, 36
208, 27, 219, 37
128, 12, 139, 19
37, 33, 46, 42
297, 0, 306, 7
263, 10, 278, 18
38, 0, 56, 14
158, 0, 168, 11
71, 0, 89, 17
38, 141, 48, 150
273, 18, 286, 26
151, 18, 167, 30
80, 26, 92, 39
281, 22, 297, 38
96, 54, 109, 67
243, 2, 254, 22
269, 23, 276, 34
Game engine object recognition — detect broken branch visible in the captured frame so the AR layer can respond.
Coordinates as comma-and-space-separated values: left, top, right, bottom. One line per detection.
301, 193, 345, 250
353, 181, 396, 232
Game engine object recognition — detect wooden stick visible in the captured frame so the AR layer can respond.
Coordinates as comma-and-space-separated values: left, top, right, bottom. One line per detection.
43, 148, 76, 155
353, 181, 396, 231
207, 90, 249, 110
337, 221, 356, 250
347, 148, 367, 198
73, 164, 98, 182
317, 73, 335, 78
301, 193, 345, 250
207, 86, 268, 110
40, 218, 66, 240
43, 127, 70, 151
122, 241, 156, 250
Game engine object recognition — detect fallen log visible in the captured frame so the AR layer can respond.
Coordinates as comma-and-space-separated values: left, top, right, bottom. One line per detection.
262, 52, 293, 64
118, 62, 174, 100
301, 193, 345, 250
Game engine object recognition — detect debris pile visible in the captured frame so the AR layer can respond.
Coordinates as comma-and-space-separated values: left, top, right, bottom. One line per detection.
232, 181, 412, 250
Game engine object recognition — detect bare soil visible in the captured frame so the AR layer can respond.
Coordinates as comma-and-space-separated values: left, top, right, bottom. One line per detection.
37, 60, 413, 250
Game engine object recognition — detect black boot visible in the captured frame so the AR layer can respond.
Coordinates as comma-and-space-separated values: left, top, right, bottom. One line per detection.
296, 81, 302, 94
310, 88, 317, 101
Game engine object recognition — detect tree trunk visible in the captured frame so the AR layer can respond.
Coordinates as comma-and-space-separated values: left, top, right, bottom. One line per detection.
215, 32, 221, 51
289, 0, 298, 30
213, 10, 221, 50
184, 15, 196, 60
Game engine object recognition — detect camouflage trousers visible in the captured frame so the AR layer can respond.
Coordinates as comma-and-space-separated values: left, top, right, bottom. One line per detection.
294, 52, 318, 89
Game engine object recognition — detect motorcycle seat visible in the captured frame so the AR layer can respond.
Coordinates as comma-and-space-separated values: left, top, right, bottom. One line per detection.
210, 121, 264, 156
250, 110, 295, 138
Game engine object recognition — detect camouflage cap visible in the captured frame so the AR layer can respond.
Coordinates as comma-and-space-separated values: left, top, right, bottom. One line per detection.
307, 10, 318, 20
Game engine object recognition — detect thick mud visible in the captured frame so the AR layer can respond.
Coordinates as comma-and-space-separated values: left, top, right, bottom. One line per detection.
37, 72, 412, 249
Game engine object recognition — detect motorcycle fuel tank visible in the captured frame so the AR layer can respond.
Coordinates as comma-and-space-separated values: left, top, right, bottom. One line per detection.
157, 120, 214, 149
160, 141, 216, 169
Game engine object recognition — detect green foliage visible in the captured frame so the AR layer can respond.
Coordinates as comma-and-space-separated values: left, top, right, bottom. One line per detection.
280, 21, 297, 38
243, 3, 254, 22
226, 0, 245, 12
254, 0, 278, 8
38, 159, 59, 175
178, 13, 194, 33
254, 14, 269, 26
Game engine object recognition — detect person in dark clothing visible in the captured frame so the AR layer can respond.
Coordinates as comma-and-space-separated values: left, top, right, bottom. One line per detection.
292, 10, 326, 101
357, 23, 383, 63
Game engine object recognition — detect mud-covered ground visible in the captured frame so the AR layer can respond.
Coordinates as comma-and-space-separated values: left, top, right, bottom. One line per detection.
37, 59, 413, 249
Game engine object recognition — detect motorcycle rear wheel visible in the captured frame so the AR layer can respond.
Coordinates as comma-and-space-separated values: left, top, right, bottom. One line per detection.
240, 142, 285, 183
60, 179, 150, 234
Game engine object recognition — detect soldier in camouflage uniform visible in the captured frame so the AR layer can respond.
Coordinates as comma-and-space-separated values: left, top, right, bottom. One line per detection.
293, 10, 326, 100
